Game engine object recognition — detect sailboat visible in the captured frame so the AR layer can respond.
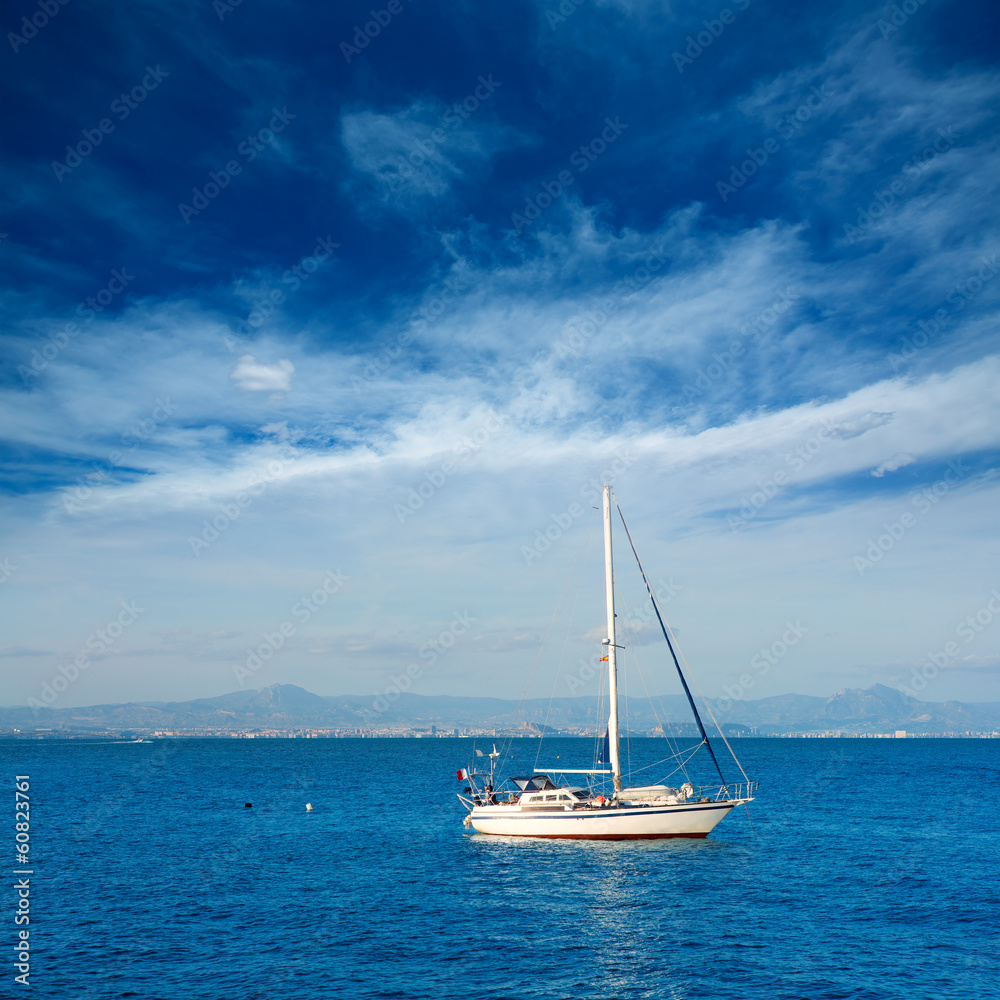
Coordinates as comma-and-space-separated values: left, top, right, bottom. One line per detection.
457, 485, 756, 840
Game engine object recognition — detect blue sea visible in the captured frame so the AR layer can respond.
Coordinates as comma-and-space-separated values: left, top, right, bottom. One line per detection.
5, 737, 998, 999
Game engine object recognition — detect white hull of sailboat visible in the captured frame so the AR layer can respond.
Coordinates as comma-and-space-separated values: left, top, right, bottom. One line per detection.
467, 800, 742, 840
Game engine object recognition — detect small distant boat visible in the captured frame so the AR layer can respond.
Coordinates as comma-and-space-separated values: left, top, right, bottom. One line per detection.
457, 486, 756, 840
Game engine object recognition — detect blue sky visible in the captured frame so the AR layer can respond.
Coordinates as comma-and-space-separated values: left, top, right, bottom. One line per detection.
1, 0, 999, 712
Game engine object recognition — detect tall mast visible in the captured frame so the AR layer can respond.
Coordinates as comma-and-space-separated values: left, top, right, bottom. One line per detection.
603, 485, 623, 794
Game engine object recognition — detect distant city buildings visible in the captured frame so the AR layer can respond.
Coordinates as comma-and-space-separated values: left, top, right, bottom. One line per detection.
1, 725, 996, 739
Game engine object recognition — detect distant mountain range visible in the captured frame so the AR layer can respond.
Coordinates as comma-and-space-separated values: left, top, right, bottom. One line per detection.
2, 683, 998, 735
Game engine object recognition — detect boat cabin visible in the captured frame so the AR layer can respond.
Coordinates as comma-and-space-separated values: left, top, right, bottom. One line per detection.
516, 786, 590, 810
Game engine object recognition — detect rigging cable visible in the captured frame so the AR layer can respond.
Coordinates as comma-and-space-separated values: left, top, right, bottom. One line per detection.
664, 634, 753, 789
625, 741, 704, 780
613, 495, 728, 787
621, 621, 631, 784
614, 581, 690, 783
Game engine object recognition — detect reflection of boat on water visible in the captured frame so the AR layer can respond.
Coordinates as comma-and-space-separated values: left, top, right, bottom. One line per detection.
457, 486, 756, 840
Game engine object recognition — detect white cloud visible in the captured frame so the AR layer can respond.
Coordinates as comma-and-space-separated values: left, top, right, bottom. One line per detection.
871, 453, 916, 477
230, 355, 295, 392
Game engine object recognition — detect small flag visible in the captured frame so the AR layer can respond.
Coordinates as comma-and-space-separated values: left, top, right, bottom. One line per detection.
599, 655, 608, 661
456, 768, 469, 780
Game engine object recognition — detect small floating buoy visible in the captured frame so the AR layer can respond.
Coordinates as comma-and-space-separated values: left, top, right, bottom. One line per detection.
244, 802, 252, 808
305, 803, 313, 812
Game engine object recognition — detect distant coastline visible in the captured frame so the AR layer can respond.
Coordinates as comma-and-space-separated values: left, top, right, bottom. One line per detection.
2, 682, 998, 739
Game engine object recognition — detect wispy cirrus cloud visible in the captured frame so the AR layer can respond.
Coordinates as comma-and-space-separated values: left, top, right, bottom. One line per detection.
341, 85, 516, 214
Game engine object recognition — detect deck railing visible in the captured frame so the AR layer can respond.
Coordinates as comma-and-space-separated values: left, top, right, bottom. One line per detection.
699, 781, 757, 802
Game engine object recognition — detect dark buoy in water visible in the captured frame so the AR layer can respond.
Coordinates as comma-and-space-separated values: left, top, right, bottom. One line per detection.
244, 802, 252, 808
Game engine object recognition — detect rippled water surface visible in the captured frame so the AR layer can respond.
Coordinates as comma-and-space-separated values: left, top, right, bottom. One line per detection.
6, 737, 998, 999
